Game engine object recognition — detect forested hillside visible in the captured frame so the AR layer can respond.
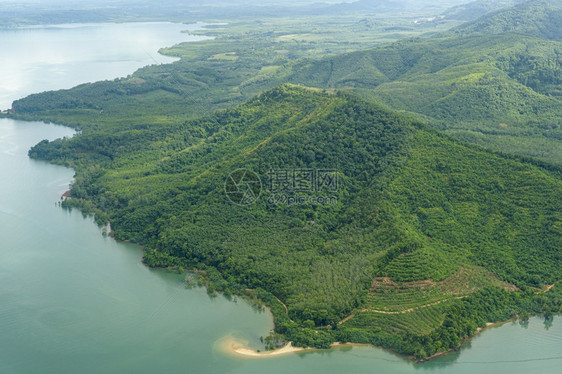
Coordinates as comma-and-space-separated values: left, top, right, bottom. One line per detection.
8, 3, 561, 163
286, 32, 562, 162
441, 0, 522, 21
9, 0, 562, 359
450, 0, 562, 41
29, 85, 562, 357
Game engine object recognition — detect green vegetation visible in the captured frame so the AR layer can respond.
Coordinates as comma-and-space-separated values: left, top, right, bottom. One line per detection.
9, 0, 562, 360
5, 14, 460, 129
28, 85, 562, 358
285, 32, 562, 162
366, 266, 517, 312
335, 285, 562, 359
343, 302, 453, 336
441, 0, 521, 21
9, 13, 561, 163
449, 0, 562, 41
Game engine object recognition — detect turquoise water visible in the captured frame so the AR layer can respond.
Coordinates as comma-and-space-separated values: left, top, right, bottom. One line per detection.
0, 22, 560, 374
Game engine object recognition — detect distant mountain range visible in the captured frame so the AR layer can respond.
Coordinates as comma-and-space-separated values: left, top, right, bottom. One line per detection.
441, 0, 523, 21
450, 0, 562, 40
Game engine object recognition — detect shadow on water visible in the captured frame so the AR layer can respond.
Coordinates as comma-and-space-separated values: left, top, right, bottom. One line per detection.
414, 349, 463, 370
543, 314, 554, 330
415, 316, 561, 370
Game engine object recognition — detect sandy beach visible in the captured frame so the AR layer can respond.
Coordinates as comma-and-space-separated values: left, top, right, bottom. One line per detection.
218, 336, 374, 359
218, 336, 307, 358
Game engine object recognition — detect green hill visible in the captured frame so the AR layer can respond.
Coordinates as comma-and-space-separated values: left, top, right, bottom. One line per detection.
286, 32, 562, 162
441, 0, 522, 21
11, 26, 561, 163
450, 0, 562, 41
29, 85, 562, 358
8, 1, 562, 358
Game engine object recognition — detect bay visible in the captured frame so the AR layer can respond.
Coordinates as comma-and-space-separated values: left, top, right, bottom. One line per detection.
0, 21, 560, 374
0, 21, 211, 109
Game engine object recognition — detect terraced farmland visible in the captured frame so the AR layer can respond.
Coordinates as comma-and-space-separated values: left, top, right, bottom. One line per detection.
366, 265, 517, 312
343, 302, 452, 335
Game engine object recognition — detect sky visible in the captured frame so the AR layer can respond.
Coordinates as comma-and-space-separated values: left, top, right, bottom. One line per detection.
0, 0, 473, 5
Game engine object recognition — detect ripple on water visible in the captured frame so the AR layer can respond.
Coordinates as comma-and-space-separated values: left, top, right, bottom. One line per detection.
34, 306, 94, 334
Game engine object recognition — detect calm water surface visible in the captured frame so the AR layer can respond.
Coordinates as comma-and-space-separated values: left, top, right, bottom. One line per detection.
0, 22, 560, 374
0, 22, 210, 109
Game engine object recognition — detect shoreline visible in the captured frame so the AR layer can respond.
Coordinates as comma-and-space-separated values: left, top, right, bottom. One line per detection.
417, 319, 516, 362
220, 320, 518, 361
218, 336, 372, 358
218, 336, 307, 358
220, 282, 559, 361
